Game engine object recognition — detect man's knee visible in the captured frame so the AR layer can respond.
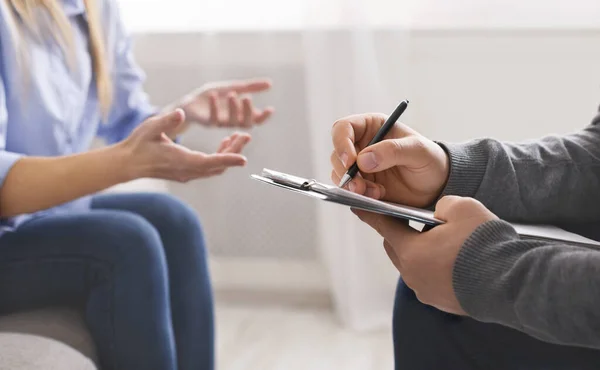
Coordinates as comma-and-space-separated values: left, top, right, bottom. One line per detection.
393, 277, 459, 329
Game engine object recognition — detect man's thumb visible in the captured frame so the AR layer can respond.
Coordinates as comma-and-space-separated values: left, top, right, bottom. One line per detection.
356, 136, 428, 173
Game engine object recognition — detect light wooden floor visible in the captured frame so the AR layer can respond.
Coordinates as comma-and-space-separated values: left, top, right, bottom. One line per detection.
215, 303, 394, 370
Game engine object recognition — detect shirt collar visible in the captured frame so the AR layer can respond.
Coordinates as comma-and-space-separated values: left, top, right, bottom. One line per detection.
61, 0, 86, 17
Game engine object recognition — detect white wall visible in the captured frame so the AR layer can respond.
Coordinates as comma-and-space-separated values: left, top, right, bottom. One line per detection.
133, 28, 600, 260
129, 29, 600, 302
121, 1, 600, 31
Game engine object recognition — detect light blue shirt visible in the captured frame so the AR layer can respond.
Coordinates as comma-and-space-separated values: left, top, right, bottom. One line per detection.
0, 0, 156, 233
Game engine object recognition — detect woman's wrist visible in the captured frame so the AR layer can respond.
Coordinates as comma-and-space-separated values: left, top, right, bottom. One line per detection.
108, 142, 140, 183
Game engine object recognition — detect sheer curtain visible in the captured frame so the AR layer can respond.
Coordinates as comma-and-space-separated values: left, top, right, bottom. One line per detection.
301, 0, 413, 331
120, 0, 600, 332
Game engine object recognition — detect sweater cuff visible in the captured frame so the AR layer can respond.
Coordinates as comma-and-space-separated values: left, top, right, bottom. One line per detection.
452, 219, 522, 325
437, 141, 489, 198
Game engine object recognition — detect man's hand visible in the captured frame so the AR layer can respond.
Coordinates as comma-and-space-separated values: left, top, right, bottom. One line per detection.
354, 196, 498, 315
168, 78, 274, 130
330, 114, 450, 207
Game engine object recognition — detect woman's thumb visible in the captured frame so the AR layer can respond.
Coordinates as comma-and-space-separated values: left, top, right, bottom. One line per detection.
150, 109, 186, 136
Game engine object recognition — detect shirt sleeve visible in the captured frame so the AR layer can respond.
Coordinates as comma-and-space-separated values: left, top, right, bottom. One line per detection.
95, 0, 157, 145
0, 71, 23, 190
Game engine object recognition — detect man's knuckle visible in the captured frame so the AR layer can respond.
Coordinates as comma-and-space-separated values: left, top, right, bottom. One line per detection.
332, 119, 345, 130
455, 197, 481, 213
413, 137, 428, 152
397, 250, 413, 269
391, 139, 404, 153
414, 291, 429, 305
403, 274, 416, 290
374, 217, 386, 235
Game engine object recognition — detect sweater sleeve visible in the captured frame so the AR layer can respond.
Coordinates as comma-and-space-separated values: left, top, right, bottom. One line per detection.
437, 109, 600, 224
453, 219, 600, 349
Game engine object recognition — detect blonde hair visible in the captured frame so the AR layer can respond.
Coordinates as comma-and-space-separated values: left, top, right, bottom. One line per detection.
5, 0, 112, 115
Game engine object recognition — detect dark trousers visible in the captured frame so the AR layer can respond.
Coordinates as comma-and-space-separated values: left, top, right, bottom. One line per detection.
393, 278, 600, 370
0, 193, 214, 370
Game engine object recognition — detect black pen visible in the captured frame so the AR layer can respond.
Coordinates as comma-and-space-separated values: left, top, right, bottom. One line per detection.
338, 99, 410, 188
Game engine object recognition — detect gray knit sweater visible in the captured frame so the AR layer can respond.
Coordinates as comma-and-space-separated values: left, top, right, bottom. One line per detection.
439, 108, 600, 349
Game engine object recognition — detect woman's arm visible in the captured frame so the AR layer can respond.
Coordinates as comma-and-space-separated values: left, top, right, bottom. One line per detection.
0, 145, 128, 218
0, 110, 249, 218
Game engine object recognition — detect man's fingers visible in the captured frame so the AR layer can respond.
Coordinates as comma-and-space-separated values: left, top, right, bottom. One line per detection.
364, 180, 386, 200
352, 209, 418, 241
434, 195, 495, 222
331, 118, 361, 170
383, 239, 403, 271
330, 170, 341, 185
356, 136, 429, 173
330, 150, 348, 179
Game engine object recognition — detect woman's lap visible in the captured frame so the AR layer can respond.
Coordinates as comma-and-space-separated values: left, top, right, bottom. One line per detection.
0, 192, 213, 370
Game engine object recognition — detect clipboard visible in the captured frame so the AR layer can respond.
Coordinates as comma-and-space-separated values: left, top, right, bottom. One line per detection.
251, 168, 442, 226
251, 168, 600, 248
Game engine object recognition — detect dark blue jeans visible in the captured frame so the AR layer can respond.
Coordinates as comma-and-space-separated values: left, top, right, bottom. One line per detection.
0, 193, 214, 370
393, 278, 600, 370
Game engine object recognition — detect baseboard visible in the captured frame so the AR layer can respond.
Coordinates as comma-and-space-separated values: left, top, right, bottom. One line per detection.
209, 257, 331, 307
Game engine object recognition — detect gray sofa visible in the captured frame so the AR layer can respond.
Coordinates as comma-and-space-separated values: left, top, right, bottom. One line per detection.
0, 308, 96, 369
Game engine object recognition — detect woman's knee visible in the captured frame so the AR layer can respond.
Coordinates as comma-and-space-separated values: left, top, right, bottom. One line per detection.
93, 212, 168, 276
129, 193, 204, 239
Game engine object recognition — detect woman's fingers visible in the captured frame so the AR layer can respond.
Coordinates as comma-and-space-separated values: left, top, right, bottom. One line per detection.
183, 152, 247, 175
217, 136, 232, 153
223, 133, 252, 154
147, 109, 186, 138
242, 98, 254, 128
228, 93, 242, 126
241, 97, 273, 127
209, 93, 226, 127
253, 108, 274, 125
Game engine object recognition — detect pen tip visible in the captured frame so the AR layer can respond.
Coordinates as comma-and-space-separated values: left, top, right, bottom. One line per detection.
338, 174, 351, 188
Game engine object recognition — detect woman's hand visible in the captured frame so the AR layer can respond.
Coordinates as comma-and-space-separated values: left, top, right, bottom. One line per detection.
169, 78, 274, 130
120, 109, 251, 183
